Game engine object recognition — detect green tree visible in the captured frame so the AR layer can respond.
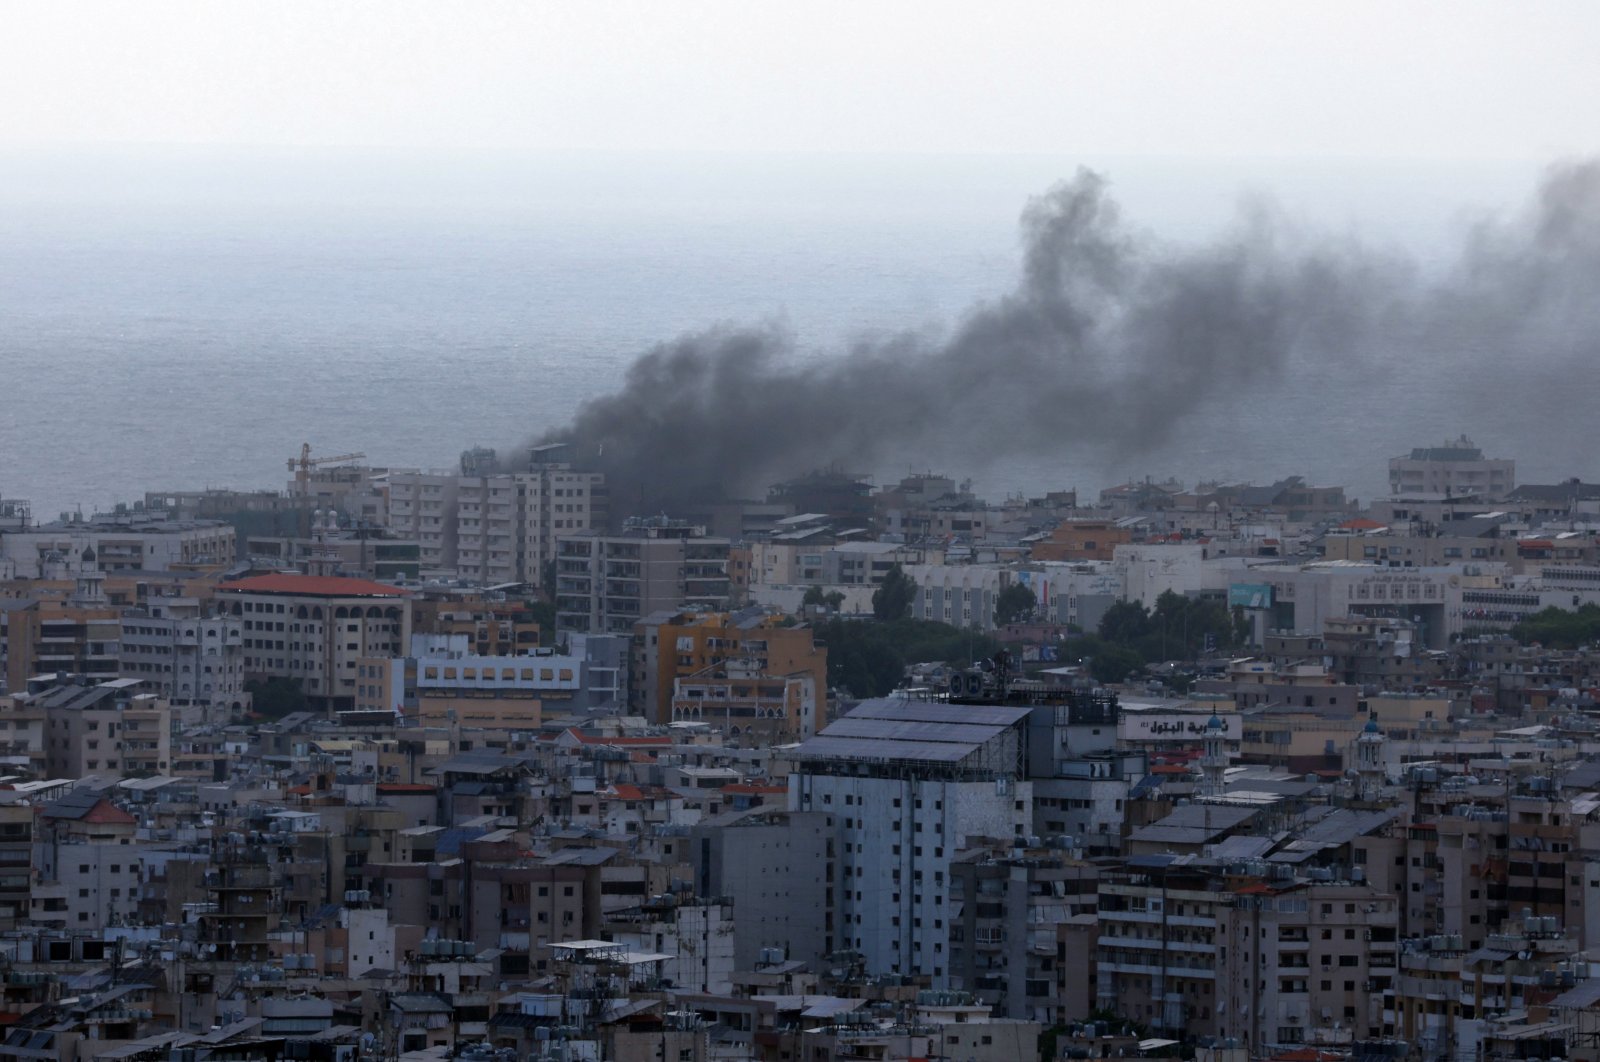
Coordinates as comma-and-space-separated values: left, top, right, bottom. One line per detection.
522, 599, 557, 646
1098, 600, 1151, 644
802, 585, 846, 611
1080, 639, 1145, 685
816, 617, 1000, 698
1511, 604, 1600, 648
1135, 591, 1242, 660
993, 583, 1038, 627
871, 564, 918, 621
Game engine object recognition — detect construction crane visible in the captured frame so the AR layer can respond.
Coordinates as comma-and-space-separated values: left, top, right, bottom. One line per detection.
287, 443, 367, 498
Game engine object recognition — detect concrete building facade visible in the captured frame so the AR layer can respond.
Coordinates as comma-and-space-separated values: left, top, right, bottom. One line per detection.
788, 698, 1035, 986
1388, 436, 1514, 498
387, 460, 606, 586
118, 600, 247, 722
215, 573, 411, 713
555, 520, 730, 635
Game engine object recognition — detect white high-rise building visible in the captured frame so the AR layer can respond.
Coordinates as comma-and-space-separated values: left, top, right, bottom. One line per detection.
788, 697, 1034, 987
387, 453, 604, 587
386, 472, 460, 573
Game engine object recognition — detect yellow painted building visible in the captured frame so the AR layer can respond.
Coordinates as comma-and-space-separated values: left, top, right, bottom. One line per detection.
634, 610, 828, 738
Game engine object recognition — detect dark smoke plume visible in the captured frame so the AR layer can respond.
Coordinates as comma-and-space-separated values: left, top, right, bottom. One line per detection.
532, 161, 1600, 518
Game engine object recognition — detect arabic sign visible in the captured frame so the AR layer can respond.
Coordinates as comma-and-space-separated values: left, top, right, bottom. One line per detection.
1119, 712, 1240, 743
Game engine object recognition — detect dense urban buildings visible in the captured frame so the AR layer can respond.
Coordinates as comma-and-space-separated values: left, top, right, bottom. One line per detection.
5, 436, 1600, 1061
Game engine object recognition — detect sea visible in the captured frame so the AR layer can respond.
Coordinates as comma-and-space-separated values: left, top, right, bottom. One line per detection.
0, 147, 1569, 521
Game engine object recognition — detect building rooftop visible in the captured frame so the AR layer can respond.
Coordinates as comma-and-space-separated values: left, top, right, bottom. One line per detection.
40, 789, 137, 825
216, 573, 410, 598
791, 696, 1029, 769
1127, 804, 1256, 846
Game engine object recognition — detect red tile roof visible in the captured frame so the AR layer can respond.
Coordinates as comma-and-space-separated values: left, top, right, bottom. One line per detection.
217, 574, 410, 598
82, 801, 138, 825
1340, 518, 1386, 531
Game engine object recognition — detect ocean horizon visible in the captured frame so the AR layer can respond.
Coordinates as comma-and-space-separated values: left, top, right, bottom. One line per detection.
0, 146, 1575, 521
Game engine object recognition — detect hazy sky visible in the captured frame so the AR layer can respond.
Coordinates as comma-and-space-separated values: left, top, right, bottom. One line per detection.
3, 2, 1597, 160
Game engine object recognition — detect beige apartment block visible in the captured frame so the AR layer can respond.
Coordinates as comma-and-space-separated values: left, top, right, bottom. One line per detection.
216, 573, 411, 714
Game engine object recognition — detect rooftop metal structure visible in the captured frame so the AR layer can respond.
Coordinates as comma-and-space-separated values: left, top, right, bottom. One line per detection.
787, 694, 1030, 781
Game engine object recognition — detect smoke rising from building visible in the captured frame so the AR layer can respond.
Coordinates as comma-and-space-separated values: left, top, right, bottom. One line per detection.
530, 161, 1600, 518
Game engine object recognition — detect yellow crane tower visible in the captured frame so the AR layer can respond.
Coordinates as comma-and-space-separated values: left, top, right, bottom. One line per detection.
287, 443, 367, 499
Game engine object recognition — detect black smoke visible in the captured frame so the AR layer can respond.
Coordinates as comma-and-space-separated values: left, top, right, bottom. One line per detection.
531, 161, 1600, 518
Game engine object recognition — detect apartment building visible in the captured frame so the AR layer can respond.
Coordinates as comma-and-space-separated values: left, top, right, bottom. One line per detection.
356, 632, 629, 726
387, 459, 605, 586
1320, 530, 1517, 567
0, 516, 235, 578
1096, 856, 1401, 1047
118, 599, 247, 722
1031, 520, 1136, 563
243, 527, 422, 582
1216, 881, 1400, 1050
15, 675, 175, 777
2, 600, 121, 692
1095, 856, 1230, 1036
411, 595, 543, 656
1391, 918, 1580, 1062
1186, 476, 1352, 521
519, 461, 606, 581
0, 805, 32, 931
1388, 436, 1515, 498
905, 563, 1007, 630
632, 608, 827, 736
31, 789, 143, 932
215, 573, 411, 713
788, 697, 1035, 987
949, 844, 1100, 1024
688, 809, 837, 972
605, 898, 737, 994
386, 471, 460, 573
555, 519, 730, 634
0, 689, 46, 775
